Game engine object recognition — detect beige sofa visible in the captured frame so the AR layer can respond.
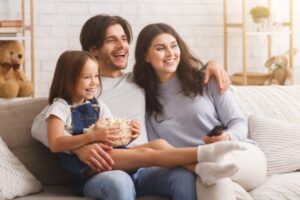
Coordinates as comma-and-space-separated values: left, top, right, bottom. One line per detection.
0, 98, 166, 200
0, 85, 299, 200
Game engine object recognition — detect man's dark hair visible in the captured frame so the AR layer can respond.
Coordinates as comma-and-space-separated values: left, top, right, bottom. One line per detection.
80, 14, 133, 51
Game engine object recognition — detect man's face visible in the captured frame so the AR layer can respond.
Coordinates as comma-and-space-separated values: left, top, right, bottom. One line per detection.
92, 24, 129, 77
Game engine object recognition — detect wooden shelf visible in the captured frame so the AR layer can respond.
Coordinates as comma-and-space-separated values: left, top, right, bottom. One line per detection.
223, 0, 294, 85
230, 72, 269, 85
226, 30, 292, 37
246, 31, 292, 36
0, 36, 31, 40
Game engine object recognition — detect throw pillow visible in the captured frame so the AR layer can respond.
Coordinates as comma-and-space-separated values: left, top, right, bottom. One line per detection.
248, 115, 300, 176
0, 137, 42, 199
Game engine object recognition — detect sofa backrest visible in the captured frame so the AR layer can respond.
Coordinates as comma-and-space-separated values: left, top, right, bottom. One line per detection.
231, 85, 300, 123
0, 98, 69, 185
1, 85, 299, 186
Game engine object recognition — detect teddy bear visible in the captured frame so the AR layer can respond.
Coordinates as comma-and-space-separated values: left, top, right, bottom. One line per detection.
264, 49, 297, 85
0, 40, 34, 98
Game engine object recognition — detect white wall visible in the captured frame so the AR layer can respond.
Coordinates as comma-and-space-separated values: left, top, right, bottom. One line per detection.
0, 0, 299, 97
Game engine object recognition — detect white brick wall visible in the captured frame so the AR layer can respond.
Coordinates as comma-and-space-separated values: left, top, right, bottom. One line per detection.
0, 0, 299, 97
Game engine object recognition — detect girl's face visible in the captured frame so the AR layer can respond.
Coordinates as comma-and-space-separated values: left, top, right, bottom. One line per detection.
145, 33, 180, 83
73, 59, 99, 104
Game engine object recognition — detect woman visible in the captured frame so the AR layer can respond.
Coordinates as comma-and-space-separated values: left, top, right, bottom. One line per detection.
133, 23, 266, 199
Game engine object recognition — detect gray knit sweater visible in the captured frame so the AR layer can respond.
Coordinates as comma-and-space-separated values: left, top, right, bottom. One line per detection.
146, 76, 248, 147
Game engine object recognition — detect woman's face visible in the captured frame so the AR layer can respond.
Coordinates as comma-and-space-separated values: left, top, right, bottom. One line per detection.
145, 33, 180, 83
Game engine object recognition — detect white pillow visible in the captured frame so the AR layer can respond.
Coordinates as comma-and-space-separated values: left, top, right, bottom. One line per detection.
248, 115, 300, 176
0, 137, 42, 199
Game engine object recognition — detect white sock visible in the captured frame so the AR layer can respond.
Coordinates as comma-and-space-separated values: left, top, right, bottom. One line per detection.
197, 141, 247, 162
195, 162, 238, 186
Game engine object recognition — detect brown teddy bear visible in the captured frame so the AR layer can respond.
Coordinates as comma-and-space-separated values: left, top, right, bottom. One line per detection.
0, 40, 34, 98
264, 49, 297, 85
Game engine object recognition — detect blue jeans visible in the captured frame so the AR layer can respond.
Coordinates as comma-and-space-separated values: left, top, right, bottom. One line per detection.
83, 170, 135, 200
82, 167, 196, 200
133, 167, 197, 200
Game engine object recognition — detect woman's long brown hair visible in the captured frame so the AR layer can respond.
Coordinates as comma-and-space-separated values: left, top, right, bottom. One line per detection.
133, 23, 205, 120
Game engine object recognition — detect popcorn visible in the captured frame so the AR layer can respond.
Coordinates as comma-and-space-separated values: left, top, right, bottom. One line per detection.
84, 118, 132, 147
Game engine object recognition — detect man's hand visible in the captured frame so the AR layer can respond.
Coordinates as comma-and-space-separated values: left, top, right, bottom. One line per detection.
72, 143, 114, 172
204, 60, 230, 94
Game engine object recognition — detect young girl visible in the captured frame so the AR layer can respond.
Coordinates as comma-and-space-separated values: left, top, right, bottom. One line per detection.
37, 50, 246, 197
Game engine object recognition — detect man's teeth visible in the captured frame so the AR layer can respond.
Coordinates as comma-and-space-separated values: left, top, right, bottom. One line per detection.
114, 52, 126, 56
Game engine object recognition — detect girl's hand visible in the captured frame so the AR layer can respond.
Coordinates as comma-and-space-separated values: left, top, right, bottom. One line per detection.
90, 122, 122, 145
202, 132, 231, 144
130, 119, 140, 141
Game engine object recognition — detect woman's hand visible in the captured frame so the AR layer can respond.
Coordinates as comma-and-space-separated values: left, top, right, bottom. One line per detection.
204, 60, 230, 94
202, 132, 231, 144
130, 119, 140, 141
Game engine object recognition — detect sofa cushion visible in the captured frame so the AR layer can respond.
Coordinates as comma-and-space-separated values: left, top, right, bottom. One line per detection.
250, 172, 300, 200
249, 115, 300, 176
0, 98, 69, 185
0, 137, 42, 199
13, 185, 169, 200
14, 185, 91, 200
231, 85, 300, 123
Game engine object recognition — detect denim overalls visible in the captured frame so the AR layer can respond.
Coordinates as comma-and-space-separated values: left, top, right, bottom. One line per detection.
56, 98, 100, 195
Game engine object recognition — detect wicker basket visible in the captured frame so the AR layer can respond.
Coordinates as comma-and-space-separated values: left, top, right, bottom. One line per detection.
230, 72, 270, 85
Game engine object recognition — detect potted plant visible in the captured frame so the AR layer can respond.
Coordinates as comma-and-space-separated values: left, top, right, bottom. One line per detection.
250, 6, 270, 23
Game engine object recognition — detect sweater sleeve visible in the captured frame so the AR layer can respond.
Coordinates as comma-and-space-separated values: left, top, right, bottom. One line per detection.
207, 78, 248, 141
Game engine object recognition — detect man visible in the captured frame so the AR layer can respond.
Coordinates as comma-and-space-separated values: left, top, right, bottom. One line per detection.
74, 15, 230, 200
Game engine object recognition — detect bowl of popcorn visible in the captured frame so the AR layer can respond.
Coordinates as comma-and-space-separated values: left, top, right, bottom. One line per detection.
85, 118, 132, 147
